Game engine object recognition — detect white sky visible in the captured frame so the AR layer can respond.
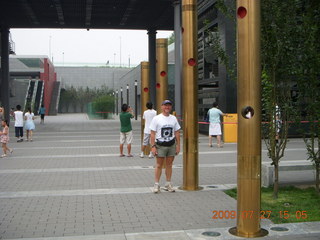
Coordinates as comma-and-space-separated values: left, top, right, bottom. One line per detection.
10, 29, 173, 67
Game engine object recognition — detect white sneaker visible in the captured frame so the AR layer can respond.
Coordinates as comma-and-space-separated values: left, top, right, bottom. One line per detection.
140, 152, 144, 158
153, 184, 160, 193
163, 183, 175, 192
148, 153, 154, 158
1, 154, 7, 158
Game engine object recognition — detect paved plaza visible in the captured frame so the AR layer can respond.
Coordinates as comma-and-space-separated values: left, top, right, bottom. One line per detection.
0, 114, 319, 240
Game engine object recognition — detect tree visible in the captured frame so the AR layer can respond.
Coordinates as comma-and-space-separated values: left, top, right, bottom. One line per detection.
92, 95, 114, 119
295, 0, 320, 193
77, 87, 88, 112
168, 33, 174, 45
261, 0, 301, 199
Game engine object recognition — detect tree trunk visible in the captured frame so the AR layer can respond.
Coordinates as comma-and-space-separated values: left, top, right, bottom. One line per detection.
273, 163, 279, 199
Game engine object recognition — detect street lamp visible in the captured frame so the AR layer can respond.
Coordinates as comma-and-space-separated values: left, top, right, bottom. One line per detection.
134, 80, 138, 120
126, 84, 129, 105
120, 87, 123, 107
116, 90, 119, 115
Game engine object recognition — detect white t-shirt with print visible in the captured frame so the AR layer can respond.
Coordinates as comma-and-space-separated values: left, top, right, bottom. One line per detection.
149, 113, 181, 142
143, 109, 157, 134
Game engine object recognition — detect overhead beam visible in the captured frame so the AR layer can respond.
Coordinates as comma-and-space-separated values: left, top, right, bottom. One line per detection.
85, 0, 93, 28
120, 0, 137, 26
53, 0, 65, 26
18, 0, 39, 25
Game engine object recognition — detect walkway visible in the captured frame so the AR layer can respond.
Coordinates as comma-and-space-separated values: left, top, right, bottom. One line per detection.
0, 114, 319, 239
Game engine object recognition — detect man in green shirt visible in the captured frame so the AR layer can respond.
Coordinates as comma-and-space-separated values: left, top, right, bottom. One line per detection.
119, 104, 134, 157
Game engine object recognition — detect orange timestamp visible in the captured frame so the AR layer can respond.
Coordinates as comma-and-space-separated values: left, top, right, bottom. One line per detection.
212, 210, 308, 220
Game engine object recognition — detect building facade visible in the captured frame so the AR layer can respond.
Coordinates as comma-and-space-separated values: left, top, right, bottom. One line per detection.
9, 55, 57, 115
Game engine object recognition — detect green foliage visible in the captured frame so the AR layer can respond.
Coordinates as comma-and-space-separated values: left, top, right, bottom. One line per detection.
260, 0, 305, 198
168, 33, 175, 45
59, 85, 113, 114
204, 1, 236, 82
225, 186, 320, 223
293, 0, 320, 193
91, 95, 114, 119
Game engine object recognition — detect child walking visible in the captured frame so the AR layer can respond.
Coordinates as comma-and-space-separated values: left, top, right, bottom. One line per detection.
0, 120, 13, 158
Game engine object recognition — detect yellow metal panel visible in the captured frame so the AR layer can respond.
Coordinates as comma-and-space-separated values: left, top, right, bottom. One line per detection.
223, 114, 238, 143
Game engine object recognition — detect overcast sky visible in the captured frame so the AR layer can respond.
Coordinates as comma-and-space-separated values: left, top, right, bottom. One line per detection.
10, 29, 173, 67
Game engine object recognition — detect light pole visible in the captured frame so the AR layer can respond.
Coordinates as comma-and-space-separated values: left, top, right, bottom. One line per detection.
120, 87, 123, 107
134, 80, 138, 120
126, 84, 129, 105
128, 54, 131, 68
116, 90, 119, 115
112, 91, 115, 114
120, 37, 122, 67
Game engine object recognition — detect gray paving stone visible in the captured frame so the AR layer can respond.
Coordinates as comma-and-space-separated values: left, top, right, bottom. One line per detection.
0, 114, 318, 240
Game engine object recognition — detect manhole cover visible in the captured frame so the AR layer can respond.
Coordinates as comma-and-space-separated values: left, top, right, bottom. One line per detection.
270, 227, 289, 232
202, 231, 221, 237
207, 185, 218, 188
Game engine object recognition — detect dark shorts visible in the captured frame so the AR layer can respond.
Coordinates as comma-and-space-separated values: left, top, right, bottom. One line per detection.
15, 127, 23, 137
41, 114, 45, 119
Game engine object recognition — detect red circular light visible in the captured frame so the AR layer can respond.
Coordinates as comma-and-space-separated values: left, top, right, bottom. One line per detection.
143, 87, 149, 92
160, 71, 167, 77
237, 6, 247, 18
156, 83, 161, 88
188, 58, 196, 66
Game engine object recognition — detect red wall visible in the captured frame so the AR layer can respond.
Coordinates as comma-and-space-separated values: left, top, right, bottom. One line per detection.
40, 58, 57, 115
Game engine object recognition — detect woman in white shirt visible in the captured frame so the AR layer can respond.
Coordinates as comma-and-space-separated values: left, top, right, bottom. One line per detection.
24, 107, 35, 141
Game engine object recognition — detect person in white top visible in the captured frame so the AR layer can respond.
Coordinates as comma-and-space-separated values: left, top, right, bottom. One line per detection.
24, 107, 35, 141
13, 105, 24, 142
150, 100, 181, 193
207, 102, 227, 148
140, 102, 157, 158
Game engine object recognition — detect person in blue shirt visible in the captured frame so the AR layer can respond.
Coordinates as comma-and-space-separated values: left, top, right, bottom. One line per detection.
207, 102, 227, 148
39, 105, 46, 124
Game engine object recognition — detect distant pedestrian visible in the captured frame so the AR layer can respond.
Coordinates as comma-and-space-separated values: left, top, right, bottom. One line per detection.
119, 104, 134, 157
150, 100, 181, 193
14, 105, 24, 142
10, 108, 14, 121
0, 107, 4, 122
24, 107, 35, 141
140, 102, 157, 158
207, 102, 227, 148
39, 105, 46, 124
0, 119, 13, 158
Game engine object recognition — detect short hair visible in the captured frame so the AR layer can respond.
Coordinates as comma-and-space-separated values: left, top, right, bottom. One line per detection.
16, 105, 21, 110
213, 102, 218, 108
146, 102, 153, 109
121, 104, 128, 112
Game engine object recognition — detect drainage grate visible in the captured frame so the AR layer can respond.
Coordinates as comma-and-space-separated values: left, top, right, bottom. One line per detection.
207, 185, 218, 188
270, 227, 289, 232
202, 231, 221, 237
